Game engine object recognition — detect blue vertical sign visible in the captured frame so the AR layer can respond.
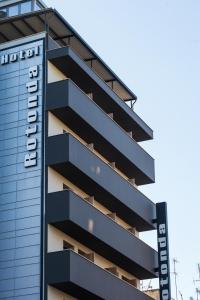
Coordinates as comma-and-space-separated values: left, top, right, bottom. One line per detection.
0, 37, 44, 300
156, 202, 171, 300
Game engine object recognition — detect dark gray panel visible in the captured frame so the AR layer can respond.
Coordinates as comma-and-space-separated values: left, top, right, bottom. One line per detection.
15, 274, 40, 289
47, 134, 156, 231
14, 294, 40, 300
15, 245, 40, 259
47, 190, 158, 279
15, 216, 41, 230
48, 47, 153, 141
17, 187, 41, 201
47, 79, 155, 184
46, 250, 153, 300
0, 278, 14, 291
0, 220, 15, 233
0, 249, 15, 261
0, 256, 40, 269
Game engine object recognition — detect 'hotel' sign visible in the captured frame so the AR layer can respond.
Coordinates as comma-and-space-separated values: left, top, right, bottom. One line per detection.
0, 46, 39, 65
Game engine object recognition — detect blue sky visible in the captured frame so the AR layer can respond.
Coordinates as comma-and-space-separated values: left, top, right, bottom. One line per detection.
45, 0, 200, 298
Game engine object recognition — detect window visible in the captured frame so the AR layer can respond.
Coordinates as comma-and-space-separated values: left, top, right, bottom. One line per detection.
78, 249, 85, 256
121, 275, 137, 287
105, 266, 119, 276
35, 0, 45, 11
78, 249, 94, 262
63, 183, 69, 190
63, 240, 74, 250
0, 9, 7, 18
8, 5, 19, 16
35, 2, 41, 11
20, 1, 32, 14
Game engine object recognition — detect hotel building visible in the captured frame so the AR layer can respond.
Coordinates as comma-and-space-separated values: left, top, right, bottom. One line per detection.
0, 1, 161, 299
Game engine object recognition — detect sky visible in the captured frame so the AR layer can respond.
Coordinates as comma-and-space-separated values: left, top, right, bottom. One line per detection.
44, 0, 200, 299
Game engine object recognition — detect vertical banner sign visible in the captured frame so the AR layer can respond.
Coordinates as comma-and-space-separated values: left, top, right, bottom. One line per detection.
0, 38, 44, 299
156, 202, 171, 300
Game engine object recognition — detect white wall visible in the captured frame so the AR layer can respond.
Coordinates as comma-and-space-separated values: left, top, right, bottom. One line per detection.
48, 286, 77, 300
48, 61, 67, 83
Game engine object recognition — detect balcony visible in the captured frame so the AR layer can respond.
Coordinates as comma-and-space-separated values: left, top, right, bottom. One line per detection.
46, 133, 156, 231
46, 190, 158, 279
47, 46, 153, 142
46, 250, 155, 300
0, 7, 138, 106
46, 79, 155, 185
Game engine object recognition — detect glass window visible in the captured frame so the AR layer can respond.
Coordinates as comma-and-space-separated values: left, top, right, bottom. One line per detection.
34, 3, 41, 11
20, 1, 32, 14
0, 8, 7, 19
63, 240, 74, 250
35, 0, 45, 10
8, 5, 19, 17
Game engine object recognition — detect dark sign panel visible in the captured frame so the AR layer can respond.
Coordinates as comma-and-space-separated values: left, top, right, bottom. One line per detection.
156, 202, 171, 300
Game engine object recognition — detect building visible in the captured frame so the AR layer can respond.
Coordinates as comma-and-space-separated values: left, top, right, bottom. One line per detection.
145, 289, 160, 300
0, 1, 160, 299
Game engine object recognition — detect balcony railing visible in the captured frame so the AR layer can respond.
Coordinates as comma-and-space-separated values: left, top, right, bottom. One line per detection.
46, 250, 155, 300
46, 79, 155, 184
61, 184, 138, 237
46, 189, 158, 279
47, 48, 153, 142
61, 248, 138, 288
60, 130, 137, 188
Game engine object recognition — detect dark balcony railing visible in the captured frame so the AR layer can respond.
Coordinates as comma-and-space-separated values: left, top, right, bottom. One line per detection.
46, 79, 155, 185
46, 133, 156, 231
46, 250, 155, 300
46, 190, 158, 279
47, 47, 153, 142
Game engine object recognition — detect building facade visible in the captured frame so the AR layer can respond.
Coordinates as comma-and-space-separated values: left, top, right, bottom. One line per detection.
0, 1, 160, 299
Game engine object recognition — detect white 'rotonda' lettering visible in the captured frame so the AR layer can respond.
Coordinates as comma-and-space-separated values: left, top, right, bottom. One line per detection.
158, 237, 166, 248
24, 152, 37, 167
26, 80, 38, 93
24, 63, 40, 168
162, 289, 169, 300
27, 110, 38, 123
29, 65, 39, 78
159, 224, 166, 235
